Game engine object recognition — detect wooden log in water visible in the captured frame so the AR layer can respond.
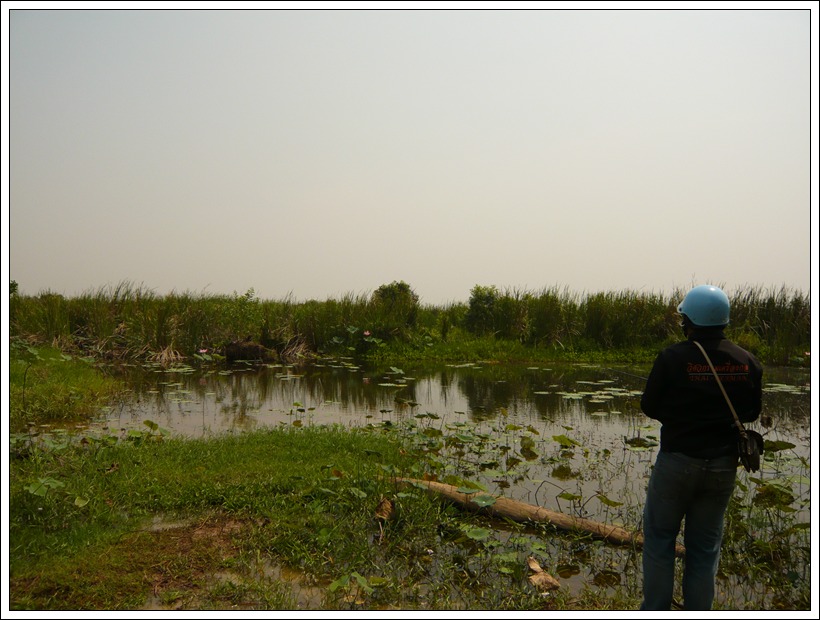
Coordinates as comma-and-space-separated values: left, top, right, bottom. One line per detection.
394, 477, 685, 558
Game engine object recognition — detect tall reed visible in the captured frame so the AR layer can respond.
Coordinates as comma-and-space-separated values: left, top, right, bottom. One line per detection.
8, 281, 810, 367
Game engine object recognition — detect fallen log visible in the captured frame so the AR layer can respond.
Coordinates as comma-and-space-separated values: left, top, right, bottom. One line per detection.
394, 477, 685, 558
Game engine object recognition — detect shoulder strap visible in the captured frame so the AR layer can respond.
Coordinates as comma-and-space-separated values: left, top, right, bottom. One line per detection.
692, 340, 747, 434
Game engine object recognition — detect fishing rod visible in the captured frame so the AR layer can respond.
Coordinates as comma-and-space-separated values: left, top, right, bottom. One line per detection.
601, 367, 648, 382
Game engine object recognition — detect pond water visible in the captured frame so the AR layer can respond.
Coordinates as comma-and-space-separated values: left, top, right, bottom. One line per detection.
102, 357, 811, 508
105, 359, 811, 434
99, 357, 811, 607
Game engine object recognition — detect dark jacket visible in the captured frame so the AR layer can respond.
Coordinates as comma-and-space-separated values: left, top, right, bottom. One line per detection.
640, 328, 763, 458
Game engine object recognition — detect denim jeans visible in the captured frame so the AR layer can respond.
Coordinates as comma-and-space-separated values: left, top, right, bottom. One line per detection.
640, 450, 738, 611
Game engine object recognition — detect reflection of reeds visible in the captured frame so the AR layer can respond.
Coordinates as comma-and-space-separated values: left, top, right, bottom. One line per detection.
9, 281, 811, 366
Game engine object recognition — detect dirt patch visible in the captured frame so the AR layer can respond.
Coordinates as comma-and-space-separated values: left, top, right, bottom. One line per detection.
138, 514, 324, 610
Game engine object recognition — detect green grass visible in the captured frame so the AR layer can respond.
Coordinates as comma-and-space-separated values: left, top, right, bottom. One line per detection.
8, 338, 124, 433
9, 423, 573, 611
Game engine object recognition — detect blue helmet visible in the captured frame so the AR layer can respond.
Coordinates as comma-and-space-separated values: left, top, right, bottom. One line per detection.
677, 285, 730, 327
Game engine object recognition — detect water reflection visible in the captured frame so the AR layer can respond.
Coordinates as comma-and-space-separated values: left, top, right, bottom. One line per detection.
105, 359, 810, 458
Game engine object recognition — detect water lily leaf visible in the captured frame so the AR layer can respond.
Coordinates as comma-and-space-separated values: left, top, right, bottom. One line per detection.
455, 479, 486, 493
552, 434, 581, 448
624, 436, 657, 448
593, 570, 621, 587
595, 493, 623, 507
457, 487, 479, 494
557, 563, 581, 578
558, 492, 581, 501
461, 525, 491, 540
551, 465, 577, 480
764, 439, 796, 452
471, 494, 497, 508
520, 436, 535, 450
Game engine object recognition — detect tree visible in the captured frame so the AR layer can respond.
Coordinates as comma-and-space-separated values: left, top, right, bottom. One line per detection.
465, 285, 498, 336
371, 281, 419, 328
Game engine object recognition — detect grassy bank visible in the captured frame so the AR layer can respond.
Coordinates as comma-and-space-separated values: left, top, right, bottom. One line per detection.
9, 280, 811, 368
8, 338, 124, 433
9, 418, 640, 611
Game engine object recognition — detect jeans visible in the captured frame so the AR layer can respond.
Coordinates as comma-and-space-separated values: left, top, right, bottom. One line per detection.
640, 450, 738, 611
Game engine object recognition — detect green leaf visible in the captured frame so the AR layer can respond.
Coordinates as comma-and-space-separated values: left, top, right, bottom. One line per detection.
764, 439, 796, 452
25, 477, 65, 497
471, 494, 497, 508
368, 576, 389, 587
348, 487, 367, 499
520, 436, 536, 450
558, 492, 581, 501
461, 525, 491, 541
328, 575, 349, 592
351, 572, 374, 594
552, 434, 581, 448
595, 494, 623, 507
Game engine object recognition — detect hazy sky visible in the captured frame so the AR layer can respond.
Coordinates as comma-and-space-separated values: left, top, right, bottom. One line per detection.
3, 4, 817, 306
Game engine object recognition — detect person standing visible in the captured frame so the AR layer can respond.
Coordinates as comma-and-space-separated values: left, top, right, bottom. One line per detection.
639, 284, 763, 610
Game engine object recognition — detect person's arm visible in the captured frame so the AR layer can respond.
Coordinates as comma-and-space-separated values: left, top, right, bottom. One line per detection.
738, 359, 764, 423
640, 352, 668, 421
